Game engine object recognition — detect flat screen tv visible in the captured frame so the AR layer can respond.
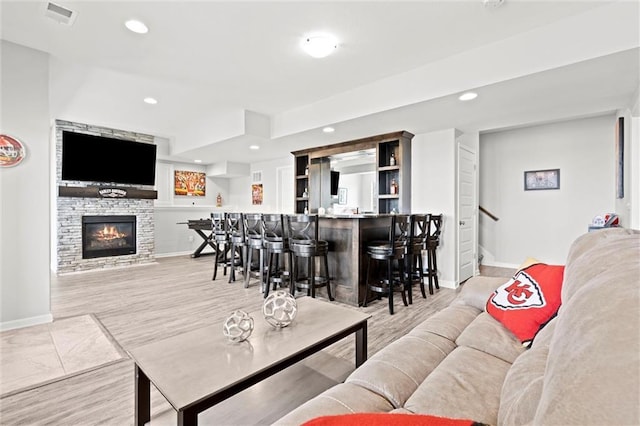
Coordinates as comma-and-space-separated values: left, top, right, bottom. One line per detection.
61, 131, 157, 186
330, 171, 340, 196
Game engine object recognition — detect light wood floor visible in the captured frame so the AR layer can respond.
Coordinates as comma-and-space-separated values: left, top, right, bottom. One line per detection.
0, 256, 513, 425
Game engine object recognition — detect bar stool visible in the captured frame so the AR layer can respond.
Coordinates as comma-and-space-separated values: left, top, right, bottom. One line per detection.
211, 212, 229, 281
262, 213, 292, 298
424, 213, 443, 295
242, 213, 265, 289
286, 214, 333, 301
226, 212, 245, 283
363, 214, 410, 315
405, 213, 429, 303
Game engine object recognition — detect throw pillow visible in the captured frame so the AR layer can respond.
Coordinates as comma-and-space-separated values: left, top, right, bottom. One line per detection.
302, 413, 486, 426
486, 263, 564, 345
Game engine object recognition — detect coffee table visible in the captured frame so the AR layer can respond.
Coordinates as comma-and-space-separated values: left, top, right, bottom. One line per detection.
130, 297, 371, 426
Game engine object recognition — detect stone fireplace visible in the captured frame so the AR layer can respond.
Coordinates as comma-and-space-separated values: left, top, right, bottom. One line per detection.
82, 215, 137, 259
55, 120, 156, 273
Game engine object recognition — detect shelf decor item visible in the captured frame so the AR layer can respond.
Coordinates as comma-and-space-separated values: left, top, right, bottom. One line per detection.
263, 290, 298, 328
524, 169, 560, 191
222, 310, 254, 342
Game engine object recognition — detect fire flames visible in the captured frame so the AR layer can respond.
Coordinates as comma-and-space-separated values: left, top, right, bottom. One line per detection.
95, 225, 127, 241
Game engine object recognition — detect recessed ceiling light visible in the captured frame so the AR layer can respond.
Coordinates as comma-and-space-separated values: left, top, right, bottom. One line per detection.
194, 159, 202, 163
459, 92, 478, 101
125, 19, 148, 34
323, 127, 335, 133
301, 34, 338, 58
143, 97, 157, 105
249, 145, 260, 150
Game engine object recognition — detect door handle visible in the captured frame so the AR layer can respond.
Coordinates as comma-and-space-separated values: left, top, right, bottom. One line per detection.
459, 220, 465, 226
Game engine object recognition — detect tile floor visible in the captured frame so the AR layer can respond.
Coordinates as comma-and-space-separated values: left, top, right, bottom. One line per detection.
0, 314, 125, 397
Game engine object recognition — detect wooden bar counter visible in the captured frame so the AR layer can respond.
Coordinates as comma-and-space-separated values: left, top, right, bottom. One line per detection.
317, 215, 392, 306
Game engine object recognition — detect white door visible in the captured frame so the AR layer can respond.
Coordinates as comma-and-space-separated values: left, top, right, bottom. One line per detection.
277, 166, 294, 213
457, 144, 476, 283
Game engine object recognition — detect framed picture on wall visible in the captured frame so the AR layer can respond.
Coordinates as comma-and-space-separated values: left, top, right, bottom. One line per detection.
615, 116, 624, 199
338, 188, 347, 204
524, 169, 560, 191
174, 170, 206, 196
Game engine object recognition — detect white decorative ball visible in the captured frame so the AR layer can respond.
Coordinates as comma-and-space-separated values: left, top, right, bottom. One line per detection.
222, 310, 254, 342
263, 290, 298, 328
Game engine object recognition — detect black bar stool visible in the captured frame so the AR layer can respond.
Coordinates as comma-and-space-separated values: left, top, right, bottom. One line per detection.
242, 213, 265, 289
226, 212, 245, 283
286, 214, 333, 301
262, 213, 292, 298
424, 213, 443, 294
211, 212, 229, 281
363, 214, 410, 314
405, 213, 429, 303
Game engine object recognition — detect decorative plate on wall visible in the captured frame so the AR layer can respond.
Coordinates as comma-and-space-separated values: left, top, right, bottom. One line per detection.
0, 134, 26, 167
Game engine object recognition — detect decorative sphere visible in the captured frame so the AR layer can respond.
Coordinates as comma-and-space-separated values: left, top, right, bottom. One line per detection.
263, 291, 298, 328
222, 310, 254, 342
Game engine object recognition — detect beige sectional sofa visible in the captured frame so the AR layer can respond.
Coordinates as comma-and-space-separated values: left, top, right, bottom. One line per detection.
275, 228, 640, 425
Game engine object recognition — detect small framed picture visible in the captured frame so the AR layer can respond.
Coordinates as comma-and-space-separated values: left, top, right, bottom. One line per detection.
338, 188, 347, 205
524, 169, 560, 191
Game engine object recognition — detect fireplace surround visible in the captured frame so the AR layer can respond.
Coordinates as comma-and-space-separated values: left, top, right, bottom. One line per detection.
55, 120, 156, 273
82, 215, 136, 259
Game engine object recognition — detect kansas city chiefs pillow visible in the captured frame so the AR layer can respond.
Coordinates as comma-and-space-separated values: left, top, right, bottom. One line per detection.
486, 263, 565, 345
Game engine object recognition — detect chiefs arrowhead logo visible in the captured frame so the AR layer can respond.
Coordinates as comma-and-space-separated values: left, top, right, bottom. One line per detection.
489, 270, 546, 310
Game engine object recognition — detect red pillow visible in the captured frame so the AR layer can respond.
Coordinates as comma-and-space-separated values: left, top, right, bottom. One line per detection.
303, 413, 485, 426
486, 263, 564, 345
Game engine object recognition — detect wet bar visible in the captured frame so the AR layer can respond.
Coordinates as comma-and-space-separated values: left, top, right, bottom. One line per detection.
318, 214, 391, 306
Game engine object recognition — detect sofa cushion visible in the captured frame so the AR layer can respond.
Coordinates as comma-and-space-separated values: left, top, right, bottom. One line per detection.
453, 276, 507, 310
403, 346, 511, 426
497, 319, 556, 426
347, 332, 456, 408
455, 312, 526, 364
302, 413, 485, 426
486, 263, 564, 345
409, 304, 481, 342
273, 383, 394, 426
533, 232, 640, 425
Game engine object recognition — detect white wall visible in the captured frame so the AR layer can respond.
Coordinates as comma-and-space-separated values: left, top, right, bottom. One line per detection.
228, 156, 293, 213
1, 41, 52, 330
412, 129, 457, 288
479, 114, 616, 267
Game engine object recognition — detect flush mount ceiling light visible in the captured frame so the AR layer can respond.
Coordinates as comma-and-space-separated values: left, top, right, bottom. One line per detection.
125, 19, 148, 34
459, 92, 478, 101
143, 97, 157, 104
249, 145, 260, 150
301, 34, 338, 58
194, 159, 202, 163
323, 127, 335, 133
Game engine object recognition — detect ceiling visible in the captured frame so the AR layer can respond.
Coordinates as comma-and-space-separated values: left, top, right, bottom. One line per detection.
2, 1, 639, 167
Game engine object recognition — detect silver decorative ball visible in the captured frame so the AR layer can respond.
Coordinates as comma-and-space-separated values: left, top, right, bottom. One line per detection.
222, 310, 254, 342
263, 290, 298, 328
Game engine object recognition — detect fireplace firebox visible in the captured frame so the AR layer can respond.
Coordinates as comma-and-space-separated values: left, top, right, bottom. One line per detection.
82, 215, 136, 259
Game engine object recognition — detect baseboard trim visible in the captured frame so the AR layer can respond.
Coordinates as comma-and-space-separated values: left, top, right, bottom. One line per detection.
0, 313, 53, 332
439, 279, 458, 290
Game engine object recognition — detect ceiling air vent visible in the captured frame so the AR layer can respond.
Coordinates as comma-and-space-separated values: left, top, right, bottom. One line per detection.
44, 2, 77, 25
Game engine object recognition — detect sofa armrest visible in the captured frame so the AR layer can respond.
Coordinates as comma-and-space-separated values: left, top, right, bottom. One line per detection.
454, 276, 509, 311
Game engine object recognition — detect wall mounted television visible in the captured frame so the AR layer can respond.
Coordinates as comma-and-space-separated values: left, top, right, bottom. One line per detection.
61, 131, 157, 186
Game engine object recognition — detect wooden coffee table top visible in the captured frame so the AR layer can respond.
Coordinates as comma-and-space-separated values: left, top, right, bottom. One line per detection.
129, 297, 370, 411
